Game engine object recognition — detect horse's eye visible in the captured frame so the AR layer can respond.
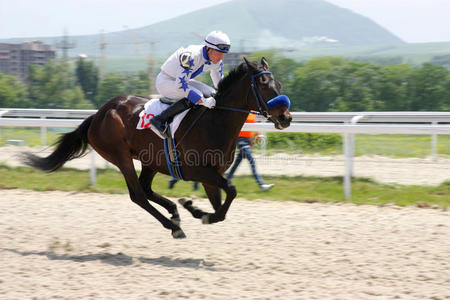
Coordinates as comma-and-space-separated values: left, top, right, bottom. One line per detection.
259, 75, 270, 85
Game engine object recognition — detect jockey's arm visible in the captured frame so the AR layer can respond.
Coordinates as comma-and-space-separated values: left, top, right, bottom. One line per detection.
210, 61, 223, 89
193, 61, 222, 109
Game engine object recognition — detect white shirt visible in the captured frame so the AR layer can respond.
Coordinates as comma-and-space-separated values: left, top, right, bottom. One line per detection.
160, 45, 224, 103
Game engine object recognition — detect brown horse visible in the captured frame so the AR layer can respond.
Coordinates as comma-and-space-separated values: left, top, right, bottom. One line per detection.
23, 57, 292, 239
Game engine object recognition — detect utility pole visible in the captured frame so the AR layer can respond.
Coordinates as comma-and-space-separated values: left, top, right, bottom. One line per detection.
123, 26, 159, 95
99, 28, 159, 93
148, 41, 159, 95
99, 30, 106, 79
240, 39, 245, 52
56, 29, 76, 60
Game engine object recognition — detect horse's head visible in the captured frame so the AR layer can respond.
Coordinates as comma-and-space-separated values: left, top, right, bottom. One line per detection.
243, 57, 292, 130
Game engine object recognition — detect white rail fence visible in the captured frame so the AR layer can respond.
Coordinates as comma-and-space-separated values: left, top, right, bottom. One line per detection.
1, 108, 450, 199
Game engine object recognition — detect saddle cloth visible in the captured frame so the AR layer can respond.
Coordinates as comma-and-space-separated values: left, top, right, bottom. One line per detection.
136, 98, 190, 139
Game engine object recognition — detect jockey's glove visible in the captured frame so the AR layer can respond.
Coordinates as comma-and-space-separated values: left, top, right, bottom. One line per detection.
199, 97, 216, 109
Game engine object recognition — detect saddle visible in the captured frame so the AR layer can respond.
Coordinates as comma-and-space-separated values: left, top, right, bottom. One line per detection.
159, 97, 177, 105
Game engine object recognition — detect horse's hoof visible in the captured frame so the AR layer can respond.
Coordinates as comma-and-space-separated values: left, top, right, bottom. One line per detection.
172, 229, 186, 239
179, 198, 192, 207
171, 217, 181, 226
202, 214, 210, 224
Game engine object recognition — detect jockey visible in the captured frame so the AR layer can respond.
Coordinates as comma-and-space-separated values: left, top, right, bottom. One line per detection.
151, 30, 231, 137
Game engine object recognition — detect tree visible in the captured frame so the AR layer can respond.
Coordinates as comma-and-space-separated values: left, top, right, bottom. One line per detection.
250, 50, 302, 92
0, 72, 29, 107
75, 57, 99, 104
288, 57, 343, 111
378, 64, 412, 110
252, 53, 450, 112
333, 61, 384, 111
124, 71, 150, 96
407, 63, 450, 111
95, 73, 128, 107
27, 60, 94, 109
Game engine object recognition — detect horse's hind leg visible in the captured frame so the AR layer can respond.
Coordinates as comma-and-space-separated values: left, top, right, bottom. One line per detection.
139, 166, 181, 226
201, 178, 236, 224
179, 168, 236, 224
118, 160, 186, 239
179, 183, 221, 219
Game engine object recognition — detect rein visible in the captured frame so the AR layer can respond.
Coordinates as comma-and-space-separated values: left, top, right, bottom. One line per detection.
214, 106, 262, 115
175, 107, 208, 147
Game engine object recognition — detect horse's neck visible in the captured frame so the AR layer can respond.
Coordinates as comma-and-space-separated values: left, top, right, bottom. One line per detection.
178, 77, 252, 149
215, 85, 251, 135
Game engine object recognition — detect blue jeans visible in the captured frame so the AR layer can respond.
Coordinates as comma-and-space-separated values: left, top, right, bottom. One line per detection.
226, 137, 264, 186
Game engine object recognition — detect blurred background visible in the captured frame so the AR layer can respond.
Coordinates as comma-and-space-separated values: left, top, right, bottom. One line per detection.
0, 0, 449, 204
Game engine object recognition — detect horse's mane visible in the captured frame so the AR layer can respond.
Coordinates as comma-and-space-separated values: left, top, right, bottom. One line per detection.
215, 62, 248, 99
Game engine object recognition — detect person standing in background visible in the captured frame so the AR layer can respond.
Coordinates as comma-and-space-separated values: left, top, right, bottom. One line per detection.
226, 113, 274, 192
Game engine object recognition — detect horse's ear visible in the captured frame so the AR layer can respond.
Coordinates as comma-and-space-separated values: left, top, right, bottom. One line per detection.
243, 56, 257, 72
261, 57, 269, 70
243, 56, 251, 68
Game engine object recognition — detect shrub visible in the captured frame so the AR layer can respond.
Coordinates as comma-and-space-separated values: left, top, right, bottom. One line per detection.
266, 132, 342, 152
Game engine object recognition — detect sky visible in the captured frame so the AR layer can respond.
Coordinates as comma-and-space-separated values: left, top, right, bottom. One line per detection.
0, 0, 449, 43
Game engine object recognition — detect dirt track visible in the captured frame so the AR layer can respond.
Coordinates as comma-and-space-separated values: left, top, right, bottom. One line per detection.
0, 189, 449, 299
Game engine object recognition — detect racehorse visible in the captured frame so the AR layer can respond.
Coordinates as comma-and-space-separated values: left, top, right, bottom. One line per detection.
23, 57, 292, 239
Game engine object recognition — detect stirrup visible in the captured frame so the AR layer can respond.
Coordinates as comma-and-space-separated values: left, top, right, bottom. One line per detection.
157, 123, 170, 139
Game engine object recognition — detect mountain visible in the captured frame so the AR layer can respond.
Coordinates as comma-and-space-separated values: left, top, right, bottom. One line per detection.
0, 0, 403, 59
134, 0, 403, 49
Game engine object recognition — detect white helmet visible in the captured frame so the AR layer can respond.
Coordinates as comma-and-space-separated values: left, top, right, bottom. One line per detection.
204, 30, 231, 53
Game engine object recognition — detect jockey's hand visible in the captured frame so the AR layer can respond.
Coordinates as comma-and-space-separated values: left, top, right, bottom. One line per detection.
198, 97, 216, 109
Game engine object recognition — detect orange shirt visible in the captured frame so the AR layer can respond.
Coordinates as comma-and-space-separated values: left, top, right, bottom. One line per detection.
239, 113, 257, 138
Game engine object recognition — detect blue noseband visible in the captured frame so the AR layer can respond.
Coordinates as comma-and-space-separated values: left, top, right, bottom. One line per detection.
267, 95, 291, 110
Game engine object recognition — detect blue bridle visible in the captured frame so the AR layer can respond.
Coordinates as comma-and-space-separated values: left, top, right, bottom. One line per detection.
176, 71, 290, 147
250, 71, 273, 118
216, 71, 274, 118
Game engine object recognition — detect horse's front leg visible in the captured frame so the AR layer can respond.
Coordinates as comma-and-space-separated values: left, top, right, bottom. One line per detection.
139, 166, 181, 226
119, 162, 186, 239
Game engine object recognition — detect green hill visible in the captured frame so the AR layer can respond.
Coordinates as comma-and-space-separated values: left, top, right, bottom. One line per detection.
1, 0, 403, 59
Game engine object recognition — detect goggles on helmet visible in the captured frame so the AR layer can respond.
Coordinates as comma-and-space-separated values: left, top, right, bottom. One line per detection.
205, 40, 230, 52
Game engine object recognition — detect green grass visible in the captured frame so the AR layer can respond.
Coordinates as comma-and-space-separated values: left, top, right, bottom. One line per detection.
0, 165, 448, 209
0, 127, 68, 146
255, 134, 450, 158
354, 134, 450, 157
2, 128, 450, 158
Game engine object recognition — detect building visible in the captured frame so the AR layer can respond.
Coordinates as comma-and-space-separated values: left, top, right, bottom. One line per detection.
0, 41, 56, 81
223, 51, 251, 69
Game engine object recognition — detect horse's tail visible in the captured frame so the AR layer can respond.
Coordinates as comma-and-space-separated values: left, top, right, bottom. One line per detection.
22, 115, 94, 172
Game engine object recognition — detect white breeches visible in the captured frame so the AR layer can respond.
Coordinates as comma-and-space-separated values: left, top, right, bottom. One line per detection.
155, 72, 216, 100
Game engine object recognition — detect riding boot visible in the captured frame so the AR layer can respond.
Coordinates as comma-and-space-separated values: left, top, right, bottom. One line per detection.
151, 98, 193, 138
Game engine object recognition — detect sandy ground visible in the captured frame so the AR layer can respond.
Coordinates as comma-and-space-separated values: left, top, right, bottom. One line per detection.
1, 146, 450, 186
0, 189, 449, 299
